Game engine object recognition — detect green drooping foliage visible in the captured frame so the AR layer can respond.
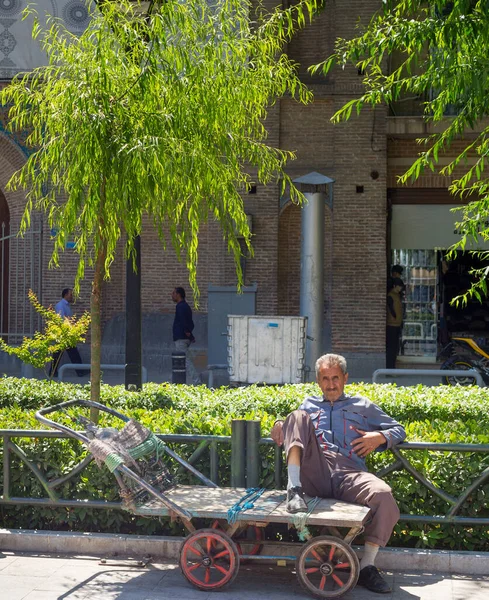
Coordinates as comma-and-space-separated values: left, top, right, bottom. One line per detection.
3, 0, 317, 292
312, 0, 489, 301
0, 0, 320, 401
1, 379, 488, 549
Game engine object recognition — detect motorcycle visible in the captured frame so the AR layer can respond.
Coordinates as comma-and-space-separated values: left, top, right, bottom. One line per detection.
438, 337, 489, 385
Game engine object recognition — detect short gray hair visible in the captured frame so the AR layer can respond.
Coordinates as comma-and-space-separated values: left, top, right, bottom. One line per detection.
315, 354, 348, 377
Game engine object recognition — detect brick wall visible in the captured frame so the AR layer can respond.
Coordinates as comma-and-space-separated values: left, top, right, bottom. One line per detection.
276, 0, 389, 358
387, 137, 477, 188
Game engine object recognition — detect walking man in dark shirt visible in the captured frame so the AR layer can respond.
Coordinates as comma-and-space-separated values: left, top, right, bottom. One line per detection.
172, 287, 200, 385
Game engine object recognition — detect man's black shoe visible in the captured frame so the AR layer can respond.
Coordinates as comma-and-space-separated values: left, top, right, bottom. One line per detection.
286, 486, 307, 513
357, 565, 391, 594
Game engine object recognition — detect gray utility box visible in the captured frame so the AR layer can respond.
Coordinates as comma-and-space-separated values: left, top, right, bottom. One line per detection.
227, 315, 307, 384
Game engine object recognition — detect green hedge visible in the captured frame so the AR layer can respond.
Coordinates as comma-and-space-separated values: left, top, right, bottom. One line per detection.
1, 377, 489, 550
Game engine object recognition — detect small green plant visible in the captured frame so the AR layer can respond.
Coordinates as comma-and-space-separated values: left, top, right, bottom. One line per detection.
0, 290, 90, 376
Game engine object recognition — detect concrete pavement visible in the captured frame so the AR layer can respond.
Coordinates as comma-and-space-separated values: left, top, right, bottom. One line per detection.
1, 551, 489, 600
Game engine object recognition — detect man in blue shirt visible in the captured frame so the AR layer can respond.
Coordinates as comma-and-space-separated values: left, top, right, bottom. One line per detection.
49, 288, 85, 377
271, 353, 406, 594
172, 286, 200, 385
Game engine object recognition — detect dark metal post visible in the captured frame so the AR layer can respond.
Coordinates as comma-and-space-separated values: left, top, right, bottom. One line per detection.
125, 235, 142, 391
210, 441, 219, 485
274, 444, 284, 489
172, 352, 186, 384
231, 419, 246, 487
3, 436, 10, 501
246, 420, 261, 488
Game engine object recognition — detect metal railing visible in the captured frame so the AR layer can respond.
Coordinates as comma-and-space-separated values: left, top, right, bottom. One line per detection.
58, 363, 148, 382
1, 424, 488, 526
379, 442, 489, 525
0, 430, 231, 508
372, 368, 485, 387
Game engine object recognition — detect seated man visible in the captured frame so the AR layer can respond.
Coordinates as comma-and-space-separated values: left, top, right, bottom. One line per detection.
271, 353, 406, 594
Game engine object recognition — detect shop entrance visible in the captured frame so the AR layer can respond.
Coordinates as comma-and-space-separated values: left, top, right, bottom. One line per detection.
390, 249, 489, 359
389, 195, 489, 360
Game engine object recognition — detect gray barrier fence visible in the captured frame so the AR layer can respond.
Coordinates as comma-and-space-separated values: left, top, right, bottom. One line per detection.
2, 423, 489, 526
372, 368, 484, 387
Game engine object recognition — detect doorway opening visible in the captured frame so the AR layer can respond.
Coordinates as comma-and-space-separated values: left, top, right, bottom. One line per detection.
440, 251, 489, 347
391, 248, 489, 359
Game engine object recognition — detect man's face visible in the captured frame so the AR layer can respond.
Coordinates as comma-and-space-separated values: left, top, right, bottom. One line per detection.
171, 289, 179, 303
65, 290, 73, 303
317, 365, 348, 403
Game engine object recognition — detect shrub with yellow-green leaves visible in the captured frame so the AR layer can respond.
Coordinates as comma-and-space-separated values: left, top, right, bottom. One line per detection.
0, 291, 90, 374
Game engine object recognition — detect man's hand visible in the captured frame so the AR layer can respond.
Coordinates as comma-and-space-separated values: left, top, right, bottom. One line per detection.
271, 420, 284, 446
350, 427, 386, 458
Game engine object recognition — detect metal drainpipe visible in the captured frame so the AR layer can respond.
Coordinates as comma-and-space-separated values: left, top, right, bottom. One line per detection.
300, 192, 325, 381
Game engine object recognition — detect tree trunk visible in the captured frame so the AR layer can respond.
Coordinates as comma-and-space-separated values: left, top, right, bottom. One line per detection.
90, 242, 106, 422
90, 175, 108, 422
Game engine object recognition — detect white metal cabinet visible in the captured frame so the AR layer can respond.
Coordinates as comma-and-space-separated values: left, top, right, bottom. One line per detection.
227, 315, 307, 384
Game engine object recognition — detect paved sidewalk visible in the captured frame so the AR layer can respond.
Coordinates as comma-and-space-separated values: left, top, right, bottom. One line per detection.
1, 551, 489, 600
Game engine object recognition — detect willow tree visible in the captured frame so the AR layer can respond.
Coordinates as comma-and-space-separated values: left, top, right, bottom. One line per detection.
1, 0, 319, 401
312, 0, 489, 299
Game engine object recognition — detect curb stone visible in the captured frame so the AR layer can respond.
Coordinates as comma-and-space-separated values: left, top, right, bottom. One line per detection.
1, 528, 487, 575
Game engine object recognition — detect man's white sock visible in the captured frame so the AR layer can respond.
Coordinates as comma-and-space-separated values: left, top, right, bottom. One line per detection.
360, 543, 379, 569
287, 464, 301, 489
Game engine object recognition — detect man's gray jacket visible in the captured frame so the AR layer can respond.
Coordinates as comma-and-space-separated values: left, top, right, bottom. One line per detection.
298, 393, 406, 471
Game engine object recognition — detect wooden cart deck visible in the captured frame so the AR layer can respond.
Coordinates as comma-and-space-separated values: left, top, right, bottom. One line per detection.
133, 485, 370, 528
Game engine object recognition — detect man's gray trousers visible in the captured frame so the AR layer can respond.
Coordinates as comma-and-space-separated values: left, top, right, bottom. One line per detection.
283, 409, 400, 547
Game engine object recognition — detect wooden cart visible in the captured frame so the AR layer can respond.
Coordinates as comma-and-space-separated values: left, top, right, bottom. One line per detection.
36, 400, 369, 599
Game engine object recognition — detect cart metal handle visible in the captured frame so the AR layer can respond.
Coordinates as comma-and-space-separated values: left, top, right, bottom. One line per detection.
35, 398, 215, 521
36, 399, 131, 444
35, 398, 219, 489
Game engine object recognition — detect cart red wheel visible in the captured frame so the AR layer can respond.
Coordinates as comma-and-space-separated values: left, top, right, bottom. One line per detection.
235, 524, 264, 556
179, 528, 240, 591
211, 519, 264, 556
296, 536, 359, 599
